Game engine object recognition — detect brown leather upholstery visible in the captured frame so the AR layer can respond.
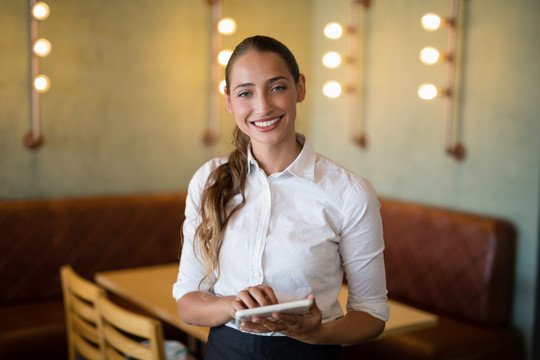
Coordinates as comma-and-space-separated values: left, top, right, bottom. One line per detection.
343, 317, 521, 359
343, 198, 520, 359
0, 193, 186, 360
380, 198, 516, 326
0, 193, 520, 359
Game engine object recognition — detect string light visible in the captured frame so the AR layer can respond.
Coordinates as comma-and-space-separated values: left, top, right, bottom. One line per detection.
217, 17, 236, 35
34, 74, 50, 93
33, 38, 51, 57
322, 51, 342, 68
217, 50, 232, 66
419, 47, 440, 65
324, 22, 344, 39
219, 80, 226, 94
418, 83, 442, 100
421, 13, 442, 31
323, 81, 342, 98
32, 2, 50, 20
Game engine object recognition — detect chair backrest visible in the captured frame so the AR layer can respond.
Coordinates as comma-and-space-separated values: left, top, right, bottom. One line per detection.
96, 295, 166, 360
60, 265, 107, 360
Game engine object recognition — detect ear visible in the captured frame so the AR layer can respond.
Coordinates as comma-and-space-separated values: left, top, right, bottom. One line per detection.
224, 88, 233, 113
296, 74, 306, 103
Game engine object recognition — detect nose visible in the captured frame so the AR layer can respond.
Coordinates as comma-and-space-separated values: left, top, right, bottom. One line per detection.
255, 92, 273, 115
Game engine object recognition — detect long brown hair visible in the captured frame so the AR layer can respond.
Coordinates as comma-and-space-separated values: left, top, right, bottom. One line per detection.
194, 35, 301, 291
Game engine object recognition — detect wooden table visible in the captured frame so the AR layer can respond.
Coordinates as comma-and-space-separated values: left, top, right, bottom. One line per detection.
95, 263, 437, 344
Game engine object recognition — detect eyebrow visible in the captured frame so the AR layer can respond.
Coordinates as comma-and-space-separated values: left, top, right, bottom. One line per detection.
233, 76, 290, 92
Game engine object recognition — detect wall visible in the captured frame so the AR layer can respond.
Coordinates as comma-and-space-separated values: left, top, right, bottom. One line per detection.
1, 0, 538, 358
311, 0, 539, 358
0, 0, 311, 198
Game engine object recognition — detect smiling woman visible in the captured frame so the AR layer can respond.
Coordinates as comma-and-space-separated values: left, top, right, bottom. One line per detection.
224, 50, 305, 173
173, 35, 389, 360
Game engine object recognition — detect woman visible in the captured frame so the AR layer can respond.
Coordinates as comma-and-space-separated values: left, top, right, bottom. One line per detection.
173, 35, 389, 360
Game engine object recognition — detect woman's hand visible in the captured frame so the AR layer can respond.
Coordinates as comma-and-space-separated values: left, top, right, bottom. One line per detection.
232, 285, 279, 328
238, 294, 324, 342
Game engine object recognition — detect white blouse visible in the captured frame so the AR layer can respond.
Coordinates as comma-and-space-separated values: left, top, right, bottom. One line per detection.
173, 134, 389, 327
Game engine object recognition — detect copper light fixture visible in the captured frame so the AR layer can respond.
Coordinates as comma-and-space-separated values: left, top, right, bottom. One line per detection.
418, 0, 468, 161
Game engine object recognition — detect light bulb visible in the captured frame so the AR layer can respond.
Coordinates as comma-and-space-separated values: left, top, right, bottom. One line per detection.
33, 38, 52, 57
420, 47, 440, 65
217, 18, 236, 35
324, 23, 343, 39
218, 50, 232, 66
421, 13, 441, 31
323, 81, 342, 98
322, 51, 342, 68
219, 80, 226, 95
418, 83, 439, 100
32, 2, 50, 20
34, 74, 51, 93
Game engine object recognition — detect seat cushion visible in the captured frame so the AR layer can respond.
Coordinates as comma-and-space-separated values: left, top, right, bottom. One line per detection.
342, 316, 521, 360
0, 300, 67, 360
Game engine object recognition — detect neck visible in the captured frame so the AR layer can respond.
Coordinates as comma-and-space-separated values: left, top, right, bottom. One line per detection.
252, 137, 302, 176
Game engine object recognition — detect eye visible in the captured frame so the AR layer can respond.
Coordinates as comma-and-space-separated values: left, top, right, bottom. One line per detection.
272, 85, 286, 92
237, 91, 251, 97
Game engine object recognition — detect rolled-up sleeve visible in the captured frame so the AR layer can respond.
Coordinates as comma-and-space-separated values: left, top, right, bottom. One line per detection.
339, 179, 389, 322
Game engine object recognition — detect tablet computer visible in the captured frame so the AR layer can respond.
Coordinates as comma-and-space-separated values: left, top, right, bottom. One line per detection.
235, 298, 313, 328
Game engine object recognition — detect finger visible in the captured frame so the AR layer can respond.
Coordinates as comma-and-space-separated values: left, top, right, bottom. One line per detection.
242, 316, 285, 333
232, 295, 248, 312
235, 287, 260, 309
259, 285, 279, 304
248, 285, 278, 307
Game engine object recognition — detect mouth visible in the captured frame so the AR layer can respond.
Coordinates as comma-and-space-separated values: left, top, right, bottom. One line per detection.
251, 116, 282, 129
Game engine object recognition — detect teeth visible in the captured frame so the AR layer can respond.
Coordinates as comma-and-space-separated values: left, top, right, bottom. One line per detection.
253, 117, 280, 128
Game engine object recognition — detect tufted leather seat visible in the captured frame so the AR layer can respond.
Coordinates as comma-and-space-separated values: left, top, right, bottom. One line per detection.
343, 198, 520, 359
0, 193, 521, 359
0, 193, 186, 360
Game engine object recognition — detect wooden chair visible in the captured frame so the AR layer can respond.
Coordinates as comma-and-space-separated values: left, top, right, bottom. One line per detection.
60, 265, 106, 360
96, 295, 167, 360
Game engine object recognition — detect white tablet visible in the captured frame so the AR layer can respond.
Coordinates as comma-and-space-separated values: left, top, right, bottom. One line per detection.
235, 298, 313, 328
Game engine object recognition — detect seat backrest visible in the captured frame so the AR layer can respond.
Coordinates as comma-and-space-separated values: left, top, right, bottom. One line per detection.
96, 295, 165, 360
0, 193, 186, 306
379, 198, 516, 326
60, 265, 106, 360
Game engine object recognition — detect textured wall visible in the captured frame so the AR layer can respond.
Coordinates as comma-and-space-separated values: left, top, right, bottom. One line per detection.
0, 0, 312, 199
311, 0, 539, 358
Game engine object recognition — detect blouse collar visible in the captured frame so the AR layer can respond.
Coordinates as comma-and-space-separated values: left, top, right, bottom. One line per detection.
247, 133, 316, 183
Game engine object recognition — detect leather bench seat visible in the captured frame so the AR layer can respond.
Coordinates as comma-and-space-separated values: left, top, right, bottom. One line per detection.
343, 315, 521, 359
0, 192, 521, 359
0, 193, 187, 360
341, 198, 521, 359
0, 300, 66, 359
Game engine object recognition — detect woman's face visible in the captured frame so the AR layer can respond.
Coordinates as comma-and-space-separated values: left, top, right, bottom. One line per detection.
225, 50, 306, 152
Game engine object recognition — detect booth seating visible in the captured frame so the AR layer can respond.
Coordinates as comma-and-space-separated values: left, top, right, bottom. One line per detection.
0, 192, 521, 359
343, 198, 521, 359
0, 193, 187, 360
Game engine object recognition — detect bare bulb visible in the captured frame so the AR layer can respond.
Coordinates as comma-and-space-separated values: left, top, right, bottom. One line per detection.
417, 83, 440, 100
34, 74, 51, 93
420, 47, 440, 65
323, 81, 342, 98
219, 80, 226, 95
324, 23, 343, 39
421, 13, 441, 31
32, 2, 50, 20
33, 38, 52, 57
218, 18, 236, 35
218, 50, 232, 66
322, 51, 342, 68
